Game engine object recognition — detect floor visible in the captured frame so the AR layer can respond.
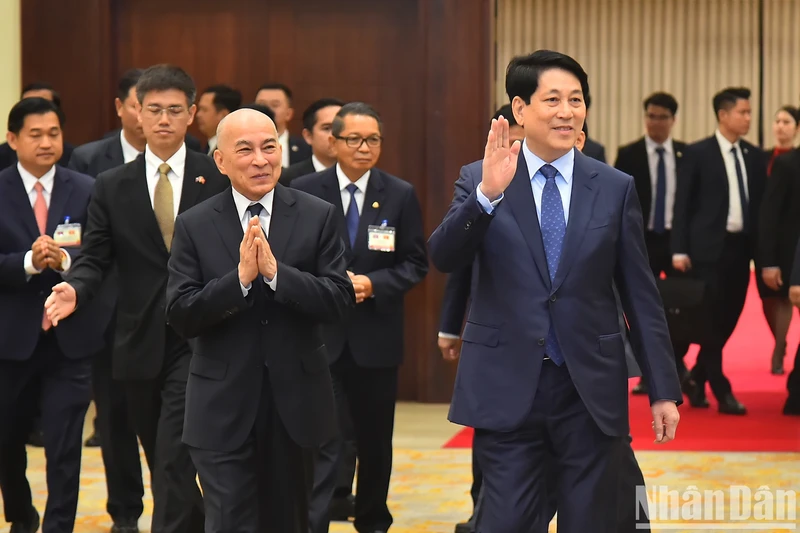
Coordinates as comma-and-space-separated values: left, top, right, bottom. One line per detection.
0, 402, 798, 533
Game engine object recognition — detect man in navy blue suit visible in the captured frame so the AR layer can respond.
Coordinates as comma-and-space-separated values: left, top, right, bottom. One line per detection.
0, 97, 111, 533
428, 50, 683, 532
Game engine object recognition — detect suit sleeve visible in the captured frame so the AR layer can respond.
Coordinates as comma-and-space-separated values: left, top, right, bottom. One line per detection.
438, 263, 472, 335
791, 238, 800, 286
428, 164, 495, 273
670, 146, 698, 256
614, 178, 682, 405
65, 173, 116, 306
67, 148, 89, 174
0, 250, 29, 288
271, 204, 355, 323
165, 215, 255, 339
758, 155, 792, 268
366, 186, 429, 301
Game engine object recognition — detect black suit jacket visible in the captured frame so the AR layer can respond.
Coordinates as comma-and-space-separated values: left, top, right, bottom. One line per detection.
65, 151, 229, 380
0, 141, 75, 171
583, 137, 606, 163
68, 135, 125, 176
614, 137, 688, 228
287, 135, 312, 166
672, 135, 767, 263
759, 149, 800, 274
279, 158, 316, 187
101, 129, 204, 153
292, 167, 429, 367
166, 185, 354, 451
0, 165, 109, 361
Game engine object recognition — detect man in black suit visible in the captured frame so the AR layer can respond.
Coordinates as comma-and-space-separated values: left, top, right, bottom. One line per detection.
672, 87, 766, 415
280, 98, 344, 186
165, 108, 353, 533
195, 85, 241, 155
255, 83, 312, 166
0, 98, 109, 533
0, 83, 74, 176
615, 92, 690, 395
581, 94, 606, 163
45, 65, 229, 533
67, 68, 147, 533
293, 102, 429, 533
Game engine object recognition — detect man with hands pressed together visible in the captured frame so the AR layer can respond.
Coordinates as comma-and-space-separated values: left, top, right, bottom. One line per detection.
428, 50, 682, 533
165, 108, 353, 533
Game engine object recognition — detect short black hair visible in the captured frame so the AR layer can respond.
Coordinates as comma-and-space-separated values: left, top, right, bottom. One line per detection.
239, 102, 275, 122
203, 85, 242, 113
331, 102, 383, 137
302, 98, 345, 132
712, 87, 750, 119
136, 64, 196, 106
777, 105, 800, 125
492, 104, 519, 127
8, 97, 65, 135
505, 50, 589, 106
117, 69, 144, 101
256, 83, 293, 104
21, 82, 61, 109
644, 92, 678, 116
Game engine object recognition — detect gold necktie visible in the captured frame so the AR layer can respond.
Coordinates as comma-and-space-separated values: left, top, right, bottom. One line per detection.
154, 162, 174, 250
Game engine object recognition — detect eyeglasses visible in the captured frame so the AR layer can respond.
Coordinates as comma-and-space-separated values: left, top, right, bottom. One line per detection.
645, 113, 673, 122
335, 135, 382, 148
144, 105, 187, 119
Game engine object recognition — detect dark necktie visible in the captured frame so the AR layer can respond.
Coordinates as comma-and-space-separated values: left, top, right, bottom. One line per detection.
539, 164, 566, 366
345, 183, 359, 247
730, 146, 750, 232
653, 146, 667, 234
247, 203, 266, 237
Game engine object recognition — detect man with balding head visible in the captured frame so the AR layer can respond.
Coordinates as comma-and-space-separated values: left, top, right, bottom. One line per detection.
165, 109, 354, 533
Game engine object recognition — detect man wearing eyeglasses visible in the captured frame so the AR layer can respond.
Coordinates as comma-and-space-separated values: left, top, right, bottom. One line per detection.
43, 64, 228, 533
292, 102, 429, 533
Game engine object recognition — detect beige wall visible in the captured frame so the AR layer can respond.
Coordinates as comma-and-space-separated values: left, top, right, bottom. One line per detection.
0, 0, 21, 139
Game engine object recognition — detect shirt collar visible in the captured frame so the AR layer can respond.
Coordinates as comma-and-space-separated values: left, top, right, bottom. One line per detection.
119, 130, 143, 164
207, 135, 218, 151
231, 186, 276, 221
336, 163, 371, 192
278, 130, 289, 146
145, 143, 187, 177
311, 154, 329, 172
715, 129, 741, 153
645, 135, 673, 154
522, 139, 574, 183
17, 162, 56, 195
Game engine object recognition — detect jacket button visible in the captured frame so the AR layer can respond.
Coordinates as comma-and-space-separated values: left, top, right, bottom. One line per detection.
261, 319, 269, 326
537, 338, 545, 346
550, 295, 557, 302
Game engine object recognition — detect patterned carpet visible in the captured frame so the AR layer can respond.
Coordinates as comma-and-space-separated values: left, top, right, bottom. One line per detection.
1, 413, 798, 533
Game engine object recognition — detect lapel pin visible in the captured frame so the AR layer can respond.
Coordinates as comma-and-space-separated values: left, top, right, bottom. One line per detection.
372, 201, 379, 208
676, 151, 682, 158
743, 148, 749, 155
291, 145, 298, 152
195, 176, 206, 184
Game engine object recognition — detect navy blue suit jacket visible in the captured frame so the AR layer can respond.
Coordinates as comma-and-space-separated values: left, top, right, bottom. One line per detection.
0, 165, 110, 361
428, 149, 681, 437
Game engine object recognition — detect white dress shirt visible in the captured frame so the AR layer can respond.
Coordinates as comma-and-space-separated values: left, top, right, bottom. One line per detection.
144, 143, 186, 218
336, 164, 371, 216
714, 129, 749, 232
644, 136, 677, 231
19, 163, 71, 274
120, 130, 142, 164
207, 135, 217, 156
232, 187, 278, 293
311, 154, 328, 173
279, 130, 290, 168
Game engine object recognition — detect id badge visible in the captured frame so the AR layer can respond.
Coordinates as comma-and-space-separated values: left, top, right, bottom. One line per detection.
367, 222, 395, 252
54, 219, 81, 246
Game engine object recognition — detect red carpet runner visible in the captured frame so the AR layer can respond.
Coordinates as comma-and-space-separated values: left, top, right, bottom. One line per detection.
443, 272, 800, 452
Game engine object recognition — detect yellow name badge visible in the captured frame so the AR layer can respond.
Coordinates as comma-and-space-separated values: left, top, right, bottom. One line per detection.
367, 223, 395, 252
53, 222, 82, 246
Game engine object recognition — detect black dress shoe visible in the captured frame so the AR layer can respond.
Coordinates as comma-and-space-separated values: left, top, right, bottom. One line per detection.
718, 394, 747, 415
329, 493, 355, 521
111, 518, 139, 533
85, 432, 101, 447
10, 507, 39, 533
680, 374, 697, 397
27, 430, 44, 447
688, 386, 709, 408
631, 380, 648, 395
783, 396, 800, 416
455, 517, 475, 533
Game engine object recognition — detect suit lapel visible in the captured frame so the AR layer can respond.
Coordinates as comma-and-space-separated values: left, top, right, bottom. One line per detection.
319, 169, 349, 251
353, 170, 386, 254
636, 139, 652, 203
551, 151, 599, 294
268, 185, 298, 261
45, 168, 73, 235
107, 136, 125, 168
127, 156, 169, 255
4, 168, 40, 241
504, 151, 551, 288
178, 152, 205, 213
211, 190, 242, 265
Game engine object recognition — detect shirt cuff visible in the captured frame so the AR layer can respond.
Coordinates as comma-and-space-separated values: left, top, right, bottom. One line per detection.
24, 250, 42, 275
476, 185, 503, 214
438, 332, 460, 339
263, 271, 278, 291
60, 249, 72, 272
240, 281, 252, 297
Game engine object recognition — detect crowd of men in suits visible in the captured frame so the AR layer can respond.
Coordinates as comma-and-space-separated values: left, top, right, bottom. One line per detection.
1, 55, 800, 533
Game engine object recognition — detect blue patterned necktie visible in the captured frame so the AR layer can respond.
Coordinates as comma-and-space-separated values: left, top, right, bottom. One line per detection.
345, 183, 360, 247
653, 146, 667, 234
539, 164, 566, 366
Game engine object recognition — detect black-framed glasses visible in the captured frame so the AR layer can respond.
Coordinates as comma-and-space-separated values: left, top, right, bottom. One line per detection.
335, 135, 382, 148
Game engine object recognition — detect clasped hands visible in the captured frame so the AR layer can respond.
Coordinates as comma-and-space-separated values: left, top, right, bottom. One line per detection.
238, 216, 277, 287
32, 235, 67, 272
347, 271, 373, 303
